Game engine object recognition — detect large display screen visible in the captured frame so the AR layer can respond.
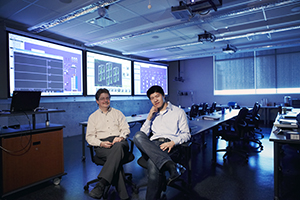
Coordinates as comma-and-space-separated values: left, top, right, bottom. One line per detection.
134, 61, 168, 95
8, 33, 83, 96
86, 52, 132, 96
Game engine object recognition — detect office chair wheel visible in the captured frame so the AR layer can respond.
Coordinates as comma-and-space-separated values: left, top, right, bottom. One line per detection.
53, 177, 61, 186
84, 185, 89, 191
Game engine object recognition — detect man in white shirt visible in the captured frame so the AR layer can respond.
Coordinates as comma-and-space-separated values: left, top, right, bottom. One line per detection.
133, 85, 191, 200
86, 88, 130, 200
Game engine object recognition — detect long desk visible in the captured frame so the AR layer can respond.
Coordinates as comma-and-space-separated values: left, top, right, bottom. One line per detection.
189, 109, 240, 164
269, 114, 300, 200
79, 113, 148, 160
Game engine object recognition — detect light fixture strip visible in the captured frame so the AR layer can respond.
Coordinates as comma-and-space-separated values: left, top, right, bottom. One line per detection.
28, 0, 122, 33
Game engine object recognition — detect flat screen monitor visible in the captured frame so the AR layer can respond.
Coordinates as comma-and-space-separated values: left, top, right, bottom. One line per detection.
8, 32, 83, 96
86, 51, 131, 96
10, 91, 41, 113
134, 61, 168, 95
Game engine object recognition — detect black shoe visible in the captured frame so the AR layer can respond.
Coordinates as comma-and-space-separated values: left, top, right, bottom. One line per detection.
167, 163, 186, 185
89, 182, 105, 199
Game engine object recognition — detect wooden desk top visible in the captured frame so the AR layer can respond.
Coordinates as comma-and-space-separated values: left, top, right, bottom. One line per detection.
0, 123, 64, 138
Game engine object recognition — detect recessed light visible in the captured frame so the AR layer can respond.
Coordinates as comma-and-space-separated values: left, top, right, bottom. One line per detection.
59, 0, 72, 3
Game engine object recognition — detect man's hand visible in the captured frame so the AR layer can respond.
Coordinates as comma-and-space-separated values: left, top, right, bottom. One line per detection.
160, 141, 175, 153
147, 106, 158, 120
112, 137, 124, 144
100, 141, 113, 148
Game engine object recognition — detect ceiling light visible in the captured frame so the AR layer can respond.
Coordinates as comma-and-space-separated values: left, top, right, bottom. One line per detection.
28, 0, 122, 33
223, 44, 237, 54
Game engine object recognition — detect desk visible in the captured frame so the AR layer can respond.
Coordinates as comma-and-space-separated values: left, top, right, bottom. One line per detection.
0, 109, 66, 198
189, 109, 240, 163
269, 114, 300, 200
79, 114, 148, 160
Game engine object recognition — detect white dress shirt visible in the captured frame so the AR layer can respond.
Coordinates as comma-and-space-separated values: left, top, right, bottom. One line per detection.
140, 102, 190, 145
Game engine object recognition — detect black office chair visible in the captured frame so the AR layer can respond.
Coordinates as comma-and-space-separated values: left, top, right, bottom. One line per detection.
189, 104, 199, 119
135, 141, 192, 197
199, 103, 209, 115
217, 107, 249, 161
240, 103, 264, 152
246, 102, 264, 139
84, 140, 137, 198
209, 102, 217, 114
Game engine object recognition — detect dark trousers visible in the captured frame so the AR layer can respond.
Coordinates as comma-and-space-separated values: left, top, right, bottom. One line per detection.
95, 136, 129, 199
133, 131, 173, 200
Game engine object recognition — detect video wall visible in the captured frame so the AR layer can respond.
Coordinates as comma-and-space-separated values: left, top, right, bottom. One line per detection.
6, 32, 168, 97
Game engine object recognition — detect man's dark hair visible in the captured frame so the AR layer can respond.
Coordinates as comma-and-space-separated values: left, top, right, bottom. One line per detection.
95, 88, 110, 100
147, 85, 165, 99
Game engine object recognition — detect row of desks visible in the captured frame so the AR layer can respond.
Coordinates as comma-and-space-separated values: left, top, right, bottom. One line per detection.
79, 110, 240, 163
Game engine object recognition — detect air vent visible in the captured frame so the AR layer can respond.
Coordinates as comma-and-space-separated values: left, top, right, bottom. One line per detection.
166, 47, 184, 52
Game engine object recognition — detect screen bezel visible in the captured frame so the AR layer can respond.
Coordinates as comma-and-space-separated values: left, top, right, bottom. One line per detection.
8, 32, 84, 97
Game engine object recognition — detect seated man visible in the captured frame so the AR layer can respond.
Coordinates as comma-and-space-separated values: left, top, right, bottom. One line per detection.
86, 88, 130, 200
133, 85, 191, 200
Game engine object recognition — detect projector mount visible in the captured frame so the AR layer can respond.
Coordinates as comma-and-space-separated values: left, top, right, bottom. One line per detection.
198, 31, 216, 42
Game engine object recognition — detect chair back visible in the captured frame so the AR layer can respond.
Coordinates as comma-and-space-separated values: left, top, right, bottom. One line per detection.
234, 107, 249, 136
200, 103, 209, 115
190, 104, 199, 118
252, 102, 260, 117
210, 102, 217, 113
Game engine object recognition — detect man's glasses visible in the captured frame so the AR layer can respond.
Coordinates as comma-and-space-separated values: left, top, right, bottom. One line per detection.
99, 97, 110, 101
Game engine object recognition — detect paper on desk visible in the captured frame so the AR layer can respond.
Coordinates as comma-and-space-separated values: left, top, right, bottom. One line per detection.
202, 114, 220, 120
283, 112, 299, 118
274, 119, 298, 128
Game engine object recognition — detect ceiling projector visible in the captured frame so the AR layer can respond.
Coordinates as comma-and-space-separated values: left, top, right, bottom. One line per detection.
198, 31, 216, 42
223, 44, 237, 54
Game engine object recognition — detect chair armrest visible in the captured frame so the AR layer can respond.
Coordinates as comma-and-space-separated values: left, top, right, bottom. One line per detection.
127, 138, 135, 153
180, 141, 192, 148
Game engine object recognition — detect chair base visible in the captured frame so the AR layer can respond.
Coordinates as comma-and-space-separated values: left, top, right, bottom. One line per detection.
84, 173, 137, 197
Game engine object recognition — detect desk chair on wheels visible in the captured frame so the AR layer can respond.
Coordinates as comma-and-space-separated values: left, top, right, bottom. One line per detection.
246, 102, 264, 140
217, 107, 249, 161
135, 141, 192, 197
83, 140, 137, 198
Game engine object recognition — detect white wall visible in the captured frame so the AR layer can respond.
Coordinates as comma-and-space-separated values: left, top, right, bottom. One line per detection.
168, 57, 300, 108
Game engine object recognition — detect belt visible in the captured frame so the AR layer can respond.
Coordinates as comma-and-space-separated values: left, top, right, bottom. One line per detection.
155, 138, 170, 142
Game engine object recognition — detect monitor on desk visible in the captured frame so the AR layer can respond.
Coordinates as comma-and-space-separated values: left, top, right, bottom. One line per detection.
10, 91, 41, 113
